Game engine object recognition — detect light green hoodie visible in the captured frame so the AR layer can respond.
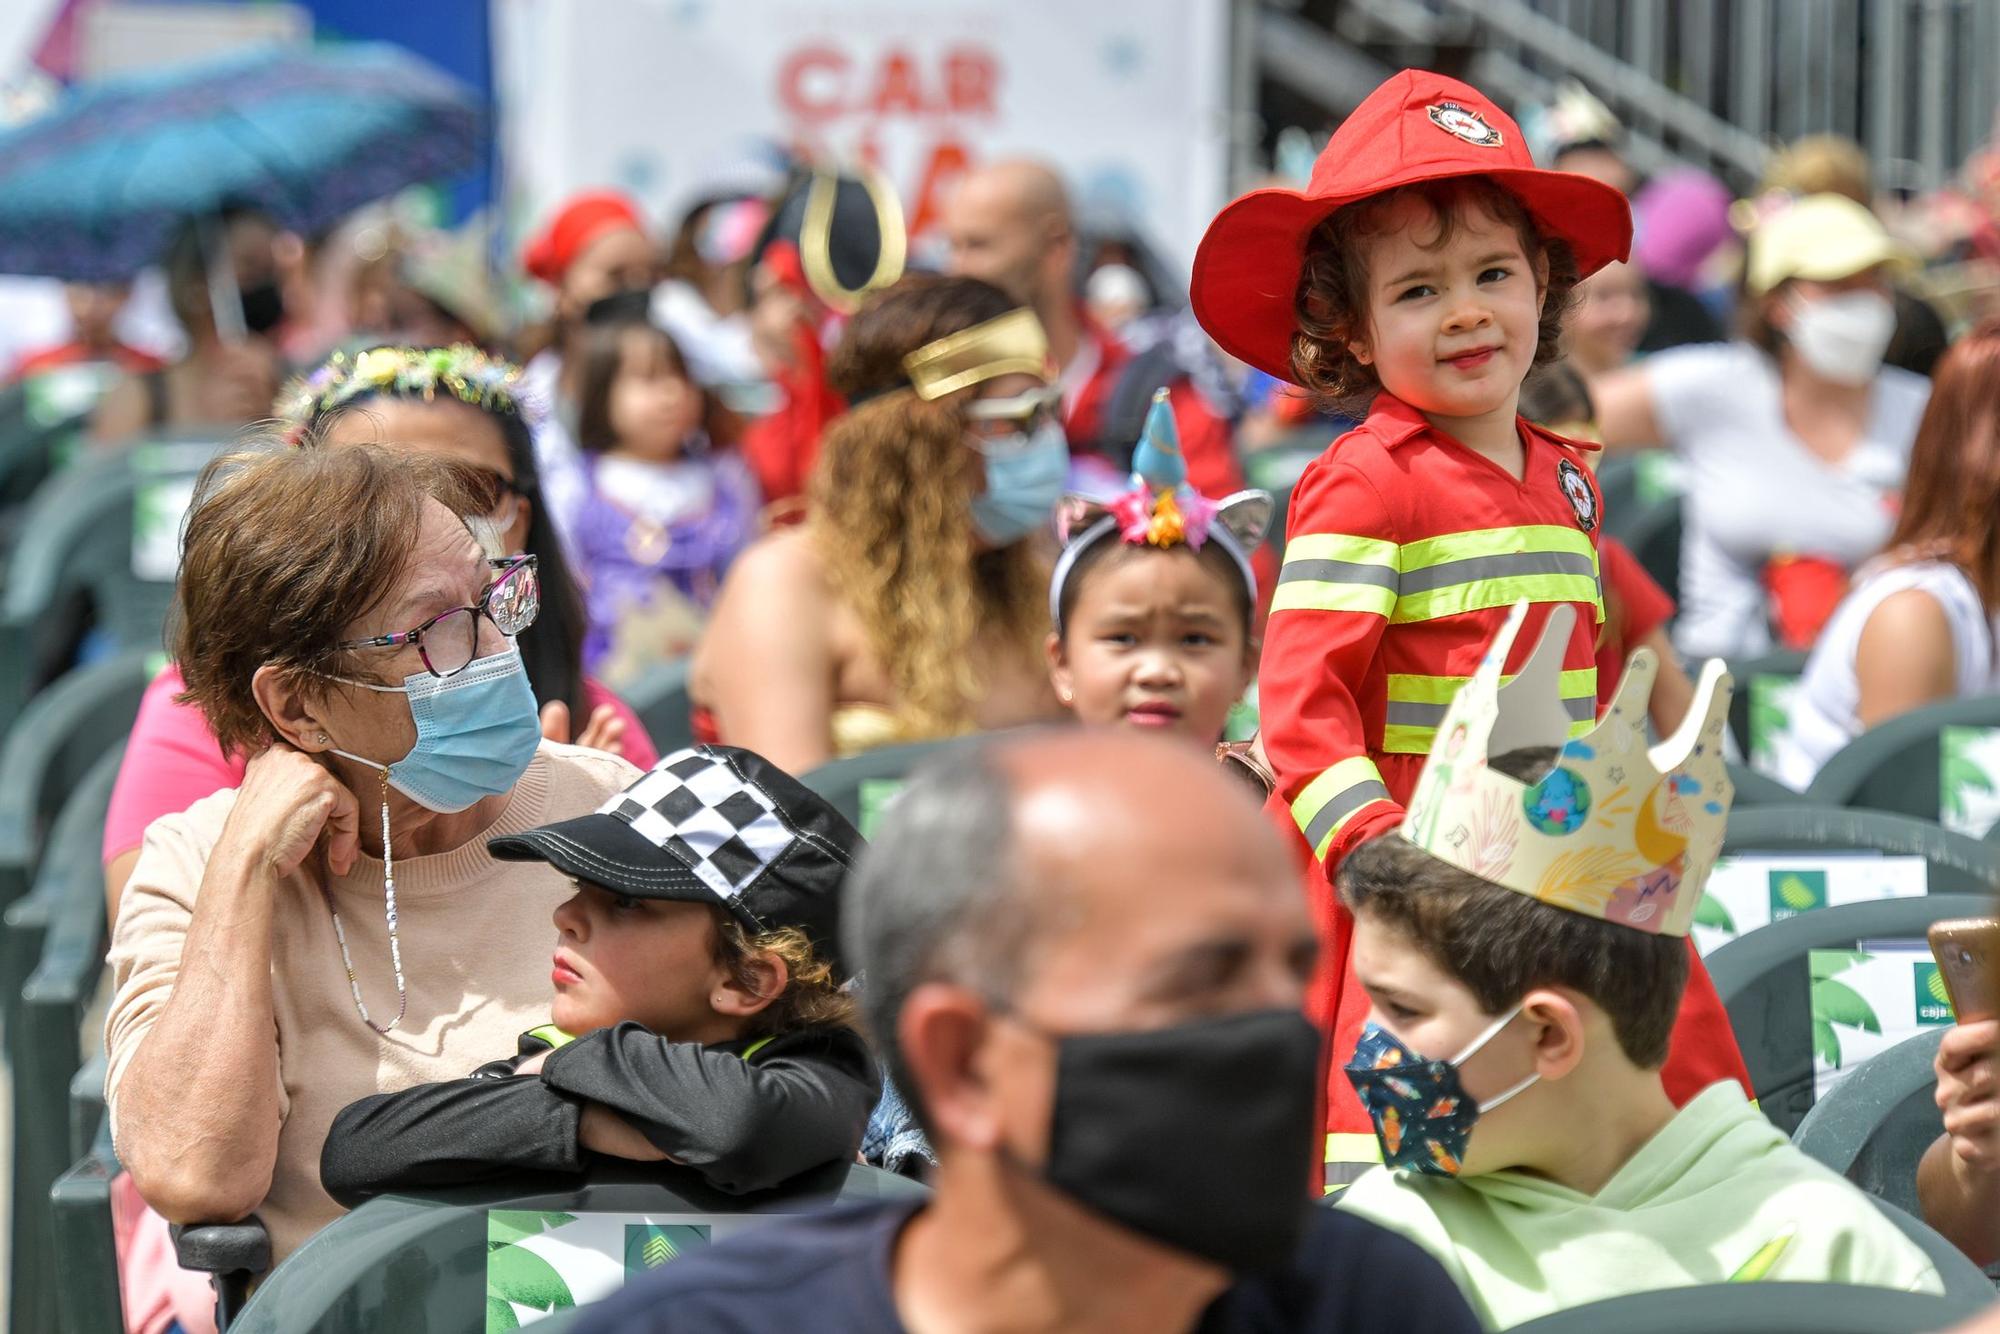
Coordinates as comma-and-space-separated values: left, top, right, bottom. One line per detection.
1338, 1082, 1942, 1329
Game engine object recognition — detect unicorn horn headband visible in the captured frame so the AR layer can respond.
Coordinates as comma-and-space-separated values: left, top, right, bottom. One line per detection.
1049, 389, 1273, 631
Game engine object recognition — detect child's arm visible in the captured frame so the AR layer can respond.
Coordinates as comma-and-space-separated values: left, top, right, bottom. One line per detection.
319, 1073, 586, 1208
1259, 457, 1404, 873
540, 1022, 882, 1195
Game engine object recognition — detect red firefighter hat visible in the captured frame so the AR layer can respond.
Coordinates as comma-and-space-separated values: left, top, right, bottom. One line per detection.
1192, 70, 1632, 384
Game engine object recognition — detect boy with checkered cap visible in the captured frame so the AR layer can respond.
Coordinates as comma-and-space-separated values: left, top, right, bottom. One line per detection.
319, 745, 881, 1202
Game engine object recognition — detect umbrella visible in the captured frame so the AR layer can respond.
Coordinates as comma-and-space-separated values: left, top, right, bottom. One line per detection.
0, 42, 482, 282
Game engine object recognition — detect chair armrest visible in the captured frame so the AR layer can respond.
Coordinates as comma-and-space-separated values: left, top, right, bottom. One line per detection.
172, 1219, 272, 1276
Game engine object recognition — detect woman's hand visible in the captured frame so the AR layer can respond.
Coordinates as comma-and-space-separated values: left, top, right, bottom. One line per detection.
226, 745, 361, 878
1937, 1018, 2000, 1170
539, 701, 629, 757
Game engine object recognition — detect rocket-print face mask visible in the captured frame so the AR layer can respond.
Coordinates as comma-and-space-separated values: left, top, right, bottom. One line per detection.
1344, 1006, 1539, 1176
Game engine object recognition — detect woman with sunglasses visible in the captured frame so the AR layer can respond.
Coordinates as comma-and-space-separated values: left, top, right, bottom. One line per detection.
103, 443, 642, 1285
692, 275, 1068, 772
102, 345, 659, 928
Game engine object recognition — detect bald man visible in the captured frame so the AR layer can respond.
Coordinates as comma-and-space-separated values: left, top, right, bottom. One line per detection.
945, 160, 1263, 528
579, 730, 1479, 1334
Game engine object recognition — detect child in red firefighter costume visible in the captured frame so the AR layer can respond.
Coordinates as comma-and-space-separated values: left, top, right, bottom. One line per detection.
1190, 70, 1751, 1188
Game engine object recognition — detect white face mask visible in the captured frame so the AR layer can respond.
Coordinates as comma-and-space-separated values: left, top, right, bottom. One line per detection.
1783, 289, 1895, 385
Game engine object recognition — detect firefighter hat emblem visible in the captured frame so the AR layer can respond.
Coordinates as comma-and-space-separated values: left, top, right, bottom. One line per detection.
1428, 100, 1505, 148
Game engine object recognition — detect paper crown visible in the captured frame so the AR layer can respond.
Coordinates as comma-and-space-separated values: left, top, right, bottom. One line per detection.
1049, 390, 1272, 629
1399, 602, 1735, 937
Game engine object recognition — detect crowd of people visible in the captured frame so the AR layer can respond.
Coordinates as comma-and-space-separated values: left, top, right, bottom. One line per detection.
6, 55, 1993, 1334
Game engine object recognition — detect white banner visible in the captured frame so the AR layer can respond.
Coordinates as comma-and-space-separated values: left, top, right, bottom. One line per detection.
495, 0, 1232, 280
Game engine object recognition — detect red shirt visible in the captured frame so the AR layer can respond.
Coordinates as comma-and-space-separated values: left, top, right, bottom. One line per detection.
1596, 536, 1676, 706
1255, 393, 1751, 1179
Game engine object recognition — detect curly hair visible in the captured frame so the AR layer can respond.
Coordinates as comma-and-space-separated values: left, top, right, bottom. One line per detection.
712, 919, 857, 1039
809, 275, 1050, 737
1290, 178, 1580, 416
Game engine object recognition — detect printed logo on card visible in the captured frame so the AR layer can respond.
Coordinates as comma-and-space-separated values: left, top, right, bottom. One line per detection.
624, 1223, 710, 1277
1914, 962, 1958, 1025
1767, 869, 1827, 920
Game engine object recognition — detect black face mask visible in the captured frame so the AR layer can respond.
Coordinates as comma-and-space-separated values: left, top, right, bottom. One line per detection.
238, 280, 285, 335
1011, 1007, 1323, 1272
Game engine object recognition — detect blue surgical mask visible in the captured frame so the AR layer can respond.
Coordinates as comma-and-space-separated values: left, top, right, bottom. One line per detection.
970, 420, 1069, 546
328, 642, 543, 813
1344, 1005, 1539, 1177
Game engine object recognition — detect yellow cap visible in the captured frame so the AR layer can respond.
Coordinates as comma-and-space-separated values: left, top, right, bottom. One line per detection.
1746, 193, 1912, 295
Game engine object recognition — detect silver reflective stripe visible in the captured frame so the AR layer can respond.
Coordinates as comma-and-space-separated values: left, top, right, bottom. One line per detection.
1274, 558, 1400, 590
1386, 694, 1597, 729
1302, 779, 1391, 852
1397, 549, 1597, 594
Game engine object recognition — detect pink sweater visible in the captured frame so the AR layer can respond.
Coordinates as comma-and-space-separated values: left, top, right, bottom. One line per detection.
102, 665, 658, 862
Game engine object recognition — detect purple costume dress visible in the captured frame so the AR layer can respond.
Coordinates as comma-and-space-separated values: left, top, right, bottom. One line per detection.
572, 448, 760, 673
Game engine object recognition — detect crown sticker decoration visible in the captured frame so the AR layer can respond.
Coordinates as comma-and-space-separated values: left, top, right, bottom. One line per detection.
1400, 601, 1736, 936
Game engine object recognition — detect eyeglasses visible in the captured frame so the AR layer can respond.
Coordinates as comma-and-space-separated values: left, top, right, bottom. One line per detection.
964, 385, 1063, 453
336, 554, 540, 679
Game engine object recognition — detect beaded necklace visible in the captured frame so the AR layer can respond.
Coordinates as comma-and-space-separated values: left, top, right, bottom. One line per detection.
320, 766, 408, 1036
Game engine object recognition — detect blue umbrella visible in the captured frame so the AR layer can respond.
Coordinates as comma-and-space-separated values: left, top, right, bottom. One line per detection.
0, 42, 482, 281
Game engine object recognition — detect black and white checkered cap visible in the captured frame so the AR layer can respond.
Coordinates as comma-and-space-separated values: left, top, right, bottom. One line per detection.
488, 745, 862, 974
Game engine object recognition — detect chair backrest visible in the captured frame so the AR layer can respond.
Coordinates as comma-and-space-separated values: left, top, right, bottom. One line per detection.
621, 658, 693, 757
1722, 807, 2000, 898
0, 649, 152, 910
1504, 1281, 1983, 1334
1807, 694, 2000, 825
1793, 1028, 1947, 1220
1620, 497, 1682, 608
6, 745, 122, 1334
1722, 648, 1810, 766
1725, 760, 1811, 809
801, 735, 981, 833
230, 1161, 929, 1333
1706, 893, 1992, 1134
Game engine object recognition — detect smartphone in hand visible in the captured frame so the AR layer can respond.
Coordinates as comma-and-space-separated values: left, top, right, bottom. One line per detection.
1928, 917, 1998, 1024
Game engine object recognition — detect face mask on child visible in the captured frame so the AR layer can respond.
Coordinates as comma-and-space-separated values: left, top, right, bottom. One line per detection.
971, 420, 1069, 546
1344, 1004, 1539, 1177
1782, 290, 1895, 385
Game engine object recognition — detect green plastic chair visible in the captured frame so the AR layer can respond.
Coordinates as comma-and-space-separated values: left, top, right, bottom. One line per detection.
50, 1114, 122, 1334
1806, 695, 2000, 825
1618, 497, 1682, 609
6, 745, 122, 1334
1726, 760, 1812, 809
1793, 1027, 1947, 1221
1722, 807, 2000, 898
1505, 1281, 1983, 1333
0, 649, 151, 911
1706, 893, 1992, 1136
209, 1161, 928, 1332
801, 735, 979, 831
1724, 648, 1810, 763
622, 657, 693, 757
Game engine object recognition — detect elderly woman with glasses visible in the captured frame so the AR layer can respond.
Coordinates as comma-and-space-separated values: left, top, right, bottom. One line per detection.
100, 345, 660, 930
103, 443, 639, 1268
691, 275, 1068, 773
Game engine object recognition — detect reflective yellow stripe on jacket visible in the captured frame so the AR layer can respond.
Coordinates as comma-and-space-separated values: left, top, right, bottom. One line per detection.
1381, 668, 1599, 754
1290, 756, 1395, 860
1271, 525, 1603, 626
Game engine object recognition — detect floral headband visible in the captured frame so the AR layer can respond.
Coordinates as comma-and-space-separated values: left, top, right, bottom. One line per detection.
1050, 389, 1273, 631
275, 344, 538, 444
